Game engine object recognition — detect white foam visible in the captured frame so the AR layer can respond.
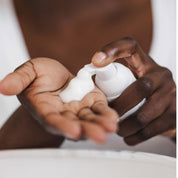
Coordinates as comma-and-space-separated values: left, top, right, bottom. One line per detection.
59, 67, 95, 103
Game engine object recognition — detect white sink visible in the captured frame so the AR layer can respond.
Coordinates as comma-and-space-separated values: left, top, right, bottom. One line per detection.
0, 149, 175, 178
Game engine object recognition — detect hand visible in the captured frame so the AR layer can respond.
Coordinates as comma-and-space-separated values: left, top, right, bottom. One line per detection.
92, 37, 176, 145
0, 58, 118, 143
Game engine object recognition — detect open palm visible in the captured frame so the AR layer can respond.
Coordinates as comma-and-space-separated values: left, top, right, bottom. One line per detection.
0, 58, 118, 143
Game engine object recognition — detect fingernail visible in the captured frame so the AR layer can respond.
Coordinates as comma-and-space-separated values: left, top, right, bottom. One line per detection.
92, 52, 107, 64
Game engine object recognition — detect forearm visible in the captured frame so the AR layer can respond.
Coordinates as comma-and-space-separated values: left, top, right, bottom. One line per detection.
0, 106, 64, 150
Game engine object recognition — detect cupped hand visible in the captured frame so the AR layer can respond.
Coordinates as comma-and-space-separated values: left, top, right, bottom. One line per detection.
0, 58, 118, 143
92, 37, 176, 145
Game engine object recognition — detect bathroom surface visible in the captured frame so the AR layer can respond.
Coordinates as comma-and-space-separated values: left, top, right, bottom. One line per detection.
0, 149, 176, 178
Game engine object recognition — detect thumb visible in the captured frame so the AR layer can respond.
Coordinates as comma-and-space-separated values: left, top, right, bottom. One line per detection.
0, 61, 36, 95
91, 37, 156, 77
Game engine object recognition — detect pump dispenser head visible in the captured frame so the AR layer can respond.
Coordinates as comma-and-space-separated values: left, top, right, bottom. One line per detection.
84, 63, 118, 81
59, 62, 136, 103
95, 63, 136, 101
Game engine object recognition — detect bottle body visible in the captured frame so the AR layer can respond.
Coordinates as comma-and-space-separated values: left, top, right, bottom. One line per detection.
95, 62, 145, 120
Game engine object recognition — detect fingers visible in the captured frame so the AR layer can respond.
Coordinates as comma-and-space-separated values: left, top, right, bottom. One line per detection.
118, 88, 171, 137
117, 78, 176, 145
110, 67, 172, 117
110, 77, 151, 116
81, 122, 107, 143
34, 99, 117, 143
117, 75, 175, 137
91, 101, 118, 123
124, 109, 176, 145
55, 109, 110, 143
77, 102, 119, 143
0, 61, 36, 95
44, 112, 81, 139
29, 99, 82, 139
92, 37, 156, 77
46, 109, 110, 143
78, 107, 117, 133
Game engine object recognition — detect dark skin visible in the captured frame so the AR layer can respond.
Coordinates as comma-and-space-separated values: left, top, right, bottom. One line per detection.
0, 106, 64, 149
14, 0, 152, 74
92, 37, 176, 145
0, 0, 175, 149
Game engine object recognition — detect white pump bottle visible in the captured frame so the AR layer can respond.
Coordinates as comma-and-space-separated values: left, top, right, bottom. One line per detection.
59, 62, 145, 120
94, 63, 145, 120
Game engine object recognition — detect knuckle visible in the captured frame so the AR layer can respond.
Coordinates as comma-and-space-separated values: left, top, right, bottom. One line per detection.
15, 61, 36, 88
165, 79, 176, 100
135, 112, 148, 128
14, 61, 32, 72
137, 77, 153, 95
121, 37, 138, 50
161, 68, 173, 79
101, 37, 138, 56
152, 102, 161, 114
101, 42, 118, 56
122, 36, 137, 44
